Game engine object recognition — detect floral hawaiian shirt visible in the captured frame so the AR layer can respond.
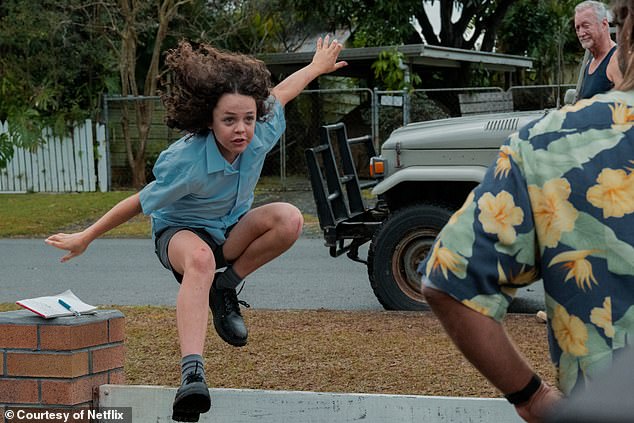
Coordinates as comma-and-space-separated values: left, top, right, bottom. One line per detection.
420, 90, 634, 396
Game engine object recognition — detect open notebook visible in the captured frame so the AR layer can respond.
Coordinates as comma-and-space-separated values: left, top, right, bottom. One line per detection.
16, 289, 97, 318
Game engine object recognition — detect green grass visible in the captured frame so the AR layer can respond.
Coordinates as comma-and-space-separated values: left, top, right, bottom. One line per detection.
0, 177, 318, 238
0, 191, 151, 238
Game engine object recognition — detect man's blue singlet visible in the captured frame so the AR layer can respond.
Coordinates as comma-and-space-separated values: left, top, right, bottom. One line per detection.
579, 45, 617, 99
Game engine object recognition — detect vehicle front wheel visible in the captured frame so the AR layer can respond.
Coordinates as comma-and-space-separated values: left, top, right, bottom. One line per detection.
367, 204, 453, 311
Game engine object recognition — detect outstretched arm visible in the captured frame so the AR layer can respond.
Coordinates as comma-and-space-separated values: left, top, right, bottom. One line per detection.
271, 35, 347, 107
45, 192, 142, 262
423, 286, 562, 422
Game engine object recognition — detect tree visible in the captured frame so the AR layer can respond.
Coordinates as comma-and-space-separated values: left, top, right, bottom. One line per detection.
121, 0, 190, 188
0, 0, 114, 167
416, 0, 518, 51
497, 0, 581, 85
275, 0, 521, 87
90, 0, 192, 188
279, 0, 519, 51
0, 0, 285, 177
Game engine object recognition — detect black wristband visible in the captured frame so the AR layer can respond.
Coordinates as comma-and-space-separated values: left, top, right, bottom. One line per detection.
504, 374, 542, 405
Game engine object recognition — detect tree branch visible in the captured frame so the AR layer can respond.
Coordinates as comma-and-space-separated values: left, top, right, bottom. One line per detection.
414, 9, 439, 45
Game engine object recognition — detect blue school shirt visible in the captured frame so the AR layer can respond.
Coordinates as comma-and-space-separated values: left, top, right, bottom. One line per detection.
139, 97, 285, 243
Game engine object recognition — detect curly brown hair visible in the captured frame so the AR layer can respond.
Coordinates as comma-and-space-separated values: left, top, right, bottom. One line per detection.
613, 0, 634, 91
159, 41, 273, 135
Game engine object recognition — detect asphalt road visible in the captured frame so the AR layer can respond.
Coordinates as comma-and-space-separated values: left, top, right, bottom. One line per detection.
1, 238, 544, 313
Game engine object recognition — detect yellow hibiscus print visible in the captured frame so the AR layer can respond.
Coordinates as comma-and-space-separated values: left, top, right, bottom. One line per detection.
562, 98, 593, 113
425, 241, 466, 280
552, 305, 588, 357
590, 297, 614, 338
586, 168, 634, 218
549, 249, 600, 291
448, 191, 474, 225
462, 299, 491, 317
528, 178, 578, 248
609, 102, 634, 129
494, 145, 515, 179
478, 191, 524, 244
497, 261, 538, 286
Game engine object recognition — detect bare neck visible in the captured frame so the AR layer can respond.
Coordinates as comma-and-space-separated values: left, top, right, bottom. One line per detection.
589, 37, 615, 62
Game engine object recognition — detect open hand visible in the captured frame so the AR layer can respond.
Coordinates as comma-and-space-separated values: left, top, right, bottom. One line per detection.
45, 232, 90, 262
311, 35, 348, 75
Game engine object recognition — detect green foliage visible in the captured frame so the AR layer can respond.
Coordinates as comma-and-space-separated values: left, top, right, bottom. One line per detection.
375, 92, 449, 144
348, 2, 418, 47
279, 0, 419, 47
372, 50, 422, 91
498, 0, 582, 84
0, 133, 13, 169
0, 0, 115, 149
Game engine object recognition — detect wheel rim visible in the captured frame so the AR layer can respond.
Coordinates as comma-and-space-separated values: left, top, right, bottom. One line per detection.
391, 227, 437, 302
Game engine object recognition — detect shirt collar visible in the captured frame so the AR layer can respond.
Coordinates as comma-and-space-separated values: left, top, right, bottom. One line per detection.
205, 131, 265, 174
205, 133, 226, 174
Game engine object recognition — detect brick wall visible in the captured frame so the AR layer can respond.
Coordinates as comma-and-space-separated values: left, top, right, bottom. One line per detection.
0, 309, 124, 413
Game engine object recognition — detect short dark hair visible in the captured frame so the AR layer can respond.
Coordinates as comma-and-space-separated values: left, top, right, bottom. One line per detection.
159, 41, 273, 135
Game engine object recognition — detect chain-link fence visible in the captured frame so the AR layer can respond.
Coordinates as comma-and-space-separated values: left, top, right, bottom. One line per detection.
103, 84, 575, 190
102, 95, 173, 189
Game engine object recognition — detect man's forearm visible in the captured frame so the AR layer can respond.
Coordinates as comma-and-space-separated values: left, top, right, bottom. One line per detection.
423, 286, 536, 395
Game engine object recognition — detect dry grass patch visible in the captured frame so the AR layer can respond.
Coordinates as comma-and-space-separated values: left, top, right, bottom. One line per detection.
118, 306, 555, 398
0, 304, 553, 397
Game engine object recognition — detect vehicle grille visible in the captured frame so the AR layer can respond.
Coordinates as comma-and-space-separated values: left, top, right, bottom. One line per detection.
485, 118, 520, 131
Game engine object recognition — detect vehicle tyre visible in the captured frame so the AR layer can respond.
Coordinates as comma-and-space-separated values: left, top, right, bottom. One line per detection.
367, 203, 454, 311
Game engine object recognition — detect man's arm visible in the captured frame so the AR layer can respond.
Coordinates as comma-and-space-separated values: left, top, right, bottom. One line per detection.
45, 192, 143, 262
271, 35, 347, 107
423, 286, 561, 422
607, 49, 624, 88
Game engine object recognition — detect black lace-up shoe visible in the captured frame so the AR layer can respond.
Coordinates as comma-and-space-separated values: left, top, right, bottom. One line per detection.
209, 284, 249, 347
172, 372, 211, 422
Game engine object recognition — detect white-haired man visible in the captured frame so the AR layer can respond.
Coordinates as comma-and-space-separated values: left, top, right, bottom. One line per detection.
576, 0, 623, 98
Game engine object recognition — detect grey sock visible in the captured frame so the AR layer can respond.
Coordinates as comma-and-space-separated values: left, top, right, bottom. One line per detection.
181, 354, 205, 384
214, 266, 243, 290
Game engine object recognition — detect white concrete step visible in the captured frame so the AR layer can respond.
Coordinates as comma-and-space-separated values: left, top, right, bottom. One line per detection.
98, 385, 522, 423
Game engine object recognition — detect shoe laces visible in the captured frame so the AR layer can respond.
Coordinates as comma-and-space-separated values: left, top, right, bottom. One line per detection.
224, 282, 250, 315
183, 362, 205, 384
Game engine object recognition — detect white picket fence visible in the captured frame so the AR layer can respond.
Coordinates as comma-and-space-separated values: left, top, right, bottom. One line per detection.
0, 120, 108, 193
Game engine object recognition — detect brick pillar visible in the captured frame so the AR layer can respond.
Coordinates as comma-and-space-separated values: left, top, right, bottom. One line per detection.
0, 309, 124, 412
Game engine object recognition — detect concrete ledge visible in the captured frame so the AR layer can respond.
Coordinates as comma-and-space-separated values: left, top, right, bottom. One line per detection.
99, 385, 522, 422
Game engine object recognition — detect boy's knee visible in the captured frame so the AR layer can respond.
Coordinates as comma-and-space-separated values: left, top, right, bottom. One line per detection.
186, 247, 216, 278
279, 204, 303, 240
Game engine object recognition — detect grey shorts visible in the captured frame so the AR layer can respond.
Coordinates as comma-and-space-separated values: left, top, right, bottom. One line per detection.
154, 227, 228, 283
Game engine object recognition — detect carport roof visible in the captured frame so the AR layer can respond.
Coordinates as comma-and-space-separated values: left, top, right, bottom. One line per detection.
259, 43, 533, 78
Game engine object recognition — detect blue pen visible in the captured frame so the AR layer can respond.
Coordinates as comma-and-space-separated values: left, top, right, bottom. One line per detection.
58, 299, 81, 317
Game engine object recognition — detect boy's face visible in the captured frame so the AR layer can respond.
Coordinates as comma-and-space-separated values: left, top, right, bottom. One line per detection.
211, 93, 257, 162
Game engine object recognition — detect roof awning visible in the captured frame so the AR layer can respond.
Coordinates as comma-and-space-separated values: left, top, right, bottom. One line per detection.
259, 43, 533, 78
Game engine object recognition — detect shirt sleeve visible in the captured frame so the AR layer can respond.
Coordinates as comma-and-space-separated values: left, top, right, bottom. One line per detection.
254, 96, 286, 153
420, 136, 540, 322
139, 149, 193, 215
